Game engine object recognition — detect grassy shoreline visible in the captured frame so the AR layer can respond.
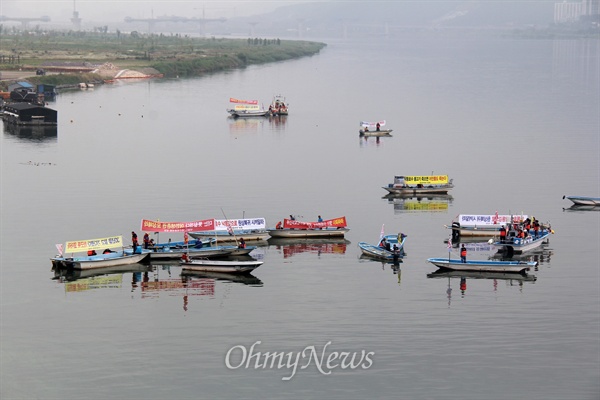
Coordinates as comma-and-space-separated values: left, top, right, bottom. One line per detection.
0, 32, 326, 90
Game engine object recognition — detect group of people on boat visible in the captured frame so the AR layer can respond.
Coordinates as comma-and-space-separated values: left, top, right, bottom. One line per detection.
363, 122, 381, 133
498, 217, 547, 244
268, 100, 288, 116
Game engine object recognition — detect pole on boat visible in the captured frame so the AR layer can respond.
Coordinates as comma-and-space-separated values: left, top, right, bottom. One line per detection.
220, 207, 240, 247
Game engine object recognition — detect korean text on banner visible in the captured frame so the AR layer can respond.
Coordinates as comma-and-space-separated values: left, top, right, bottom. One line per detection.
65, 236, 123, 253
284, 216, 347, 229
141, 219, 215, 233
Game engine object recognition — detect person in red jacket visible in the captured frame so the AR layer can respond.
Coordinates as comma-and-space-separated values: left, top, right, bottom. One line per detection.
460, 244, 467, 263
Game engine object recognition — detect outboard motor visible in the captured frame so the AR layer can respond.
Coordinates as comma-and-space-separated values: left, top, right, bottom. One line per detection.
451, 222, 461, 243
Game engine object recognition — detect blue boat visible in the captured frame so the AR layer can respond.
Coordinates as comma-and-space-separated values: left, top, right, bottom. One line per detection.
427, 258, 537, 273
358, 233, 407, 261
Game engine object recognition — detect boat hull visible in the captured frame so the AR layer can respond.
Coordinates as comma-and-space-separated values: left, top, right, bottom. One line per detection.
565, 196, 600, 206
51, 252, 149, 270
360, 129, 393, 137
493, 232, 550, 254
267, 228, 349, 238
181, 259, 263, 273
359, 243, 397, 260
383, 185, 453, 195
427, 258, 536, 273
228, 110, 269, 118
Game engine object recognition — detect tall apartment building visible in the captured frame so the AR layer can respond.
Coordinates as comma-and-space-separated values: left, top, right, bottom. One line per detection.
554, 0, 600, 23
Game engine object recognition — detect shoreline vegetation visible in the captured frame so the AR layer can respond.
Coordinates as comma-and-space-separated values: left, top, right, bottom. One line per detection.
0, 31, 327, 90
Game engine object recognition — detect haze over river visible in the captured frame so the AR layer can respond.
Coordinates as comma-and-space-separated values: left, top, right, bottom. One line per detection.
1, 32, 599, 400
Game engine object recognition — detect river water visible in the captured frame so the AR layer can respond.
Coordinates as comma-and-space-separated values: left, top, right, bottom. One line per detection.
1, 31, 599, 400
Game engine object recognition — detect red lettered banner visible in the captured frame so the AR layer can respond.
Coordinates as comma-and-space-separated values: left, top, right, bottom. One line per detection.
141, 219, 215, 233
283, 216, 347, 229
229, 98, 258, 104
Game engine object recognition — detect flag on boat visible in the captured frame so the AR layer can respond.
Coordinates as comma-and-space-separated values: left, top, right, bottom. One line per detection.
56, 243, 63, 257
360, 120, 386, 128
380, 224, 385, 240
447, 236, 452, 249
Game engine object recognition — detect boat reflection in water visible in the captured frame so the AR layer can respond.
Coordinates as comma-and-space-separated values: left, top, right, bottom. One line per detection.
491, 247, 554, 269
358, 254, 403, 285
383, 194, 453, 214
563, 204, 600, 212
181, 270, 263, 287
140, 263, 264, 311
3, 121, 58, 141
52, 264, 152, 292
267, 238, 350, 259
428, 269, 537, 306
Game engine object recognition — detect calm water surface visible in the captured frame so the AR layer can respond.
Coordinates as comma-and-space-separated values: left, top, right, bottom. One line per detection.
1, 32, 599, 400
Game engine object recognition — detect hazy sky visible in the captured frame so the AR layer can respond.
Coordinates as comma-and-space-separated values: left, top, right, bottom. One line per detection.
1, 1, 560, 31
0, 0, 315, 22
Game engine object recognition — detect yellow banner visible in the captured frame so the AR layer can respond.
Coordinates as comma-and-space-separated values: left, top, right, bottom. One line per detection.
403, 175, 448, 185
402, 201, 449, 211
65, 235, 123, 253
65, 276, 123, 292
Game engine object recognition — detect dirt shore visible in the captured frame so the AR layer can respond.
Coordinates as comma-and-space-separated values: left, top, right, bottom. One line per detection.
0, 70, 38, 81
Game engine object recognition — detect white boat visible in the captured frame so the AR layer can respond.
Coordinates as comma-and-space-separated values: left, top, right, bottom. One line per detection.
227, 97, 269, 117
51, 234, 150, 270
181, 258, 264, 273
228, 109, 270, 118
563, 195, 600, 206
267, 227, 349, 238
51, 251, 149, 270
359, 129, 393, 137
359, 120, 391, 137
383, 175, 454, 195
268, 216, 349, 238
427, 258, 537, 273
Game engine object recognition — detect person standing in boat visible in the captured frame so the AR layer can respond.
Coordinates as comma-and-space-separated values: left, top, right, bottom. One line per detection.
238, 238, 246, 249
499, 226, 507, 243
460, 244, 467, 263
376, 122, 381, 131
143, 232, 150, 249
131, 231, 139, 254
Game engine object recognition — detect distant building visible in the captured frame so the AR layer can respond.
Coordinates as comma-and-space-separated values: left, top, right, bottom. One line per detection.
555, 0, 600, 23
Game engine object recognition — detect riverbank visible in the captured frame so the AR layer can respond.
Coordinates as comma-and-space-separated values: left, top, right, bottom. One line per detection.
0, 32, 326, 90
